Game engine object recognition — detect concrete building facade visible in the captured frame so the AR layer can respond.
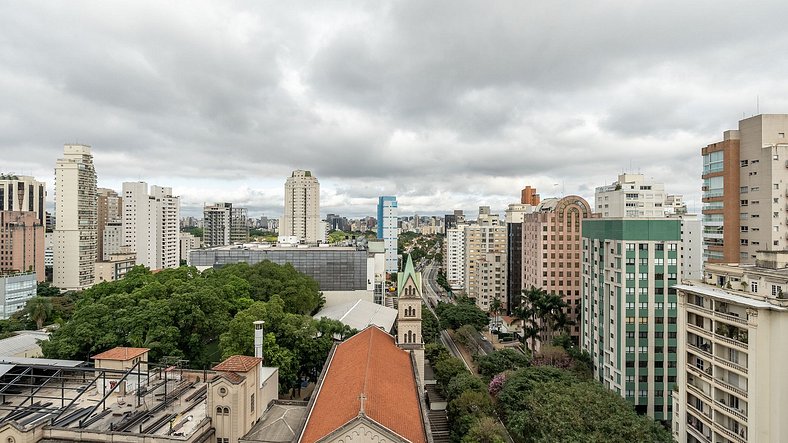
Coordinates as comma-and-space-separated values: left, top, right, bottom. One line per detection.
53, 144, 97, 290
506, 201, 537, 314
122, 182, 180, 270
444, 225, 466, 290
464, 207, 507, 312
0, 175, 46, 225
595, 173, 667, 218
522, 196, 593, 342
0, 272, 37, 320
581, 218, 682, 422
0, 211, 45, 281
377, 196, 398, 274
203, 203, 249, 248
673, 251, 788, 443
281, 170, 321, 244
702, 114, 788, 265
96, 188, 122, 261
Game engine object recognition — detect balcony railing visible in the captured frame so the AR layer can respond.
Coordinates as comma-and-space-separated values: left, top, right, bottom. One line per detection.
715, 310, 747, 325
687, 382, 713, 403
714, 398, 747, 422
716, 377, 748, 398
715, 333, 748, 350
688, 323, 713, 337
715, 356, 748, 375
715, 422, 747, 443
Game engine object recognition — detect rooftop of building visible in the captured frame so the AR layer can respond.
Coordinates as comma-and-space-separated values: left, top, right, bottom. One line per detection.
676, 251, 788, 310
212, 355, 261, 373
199, 243, 361, 252
299, 326, 427, 443
241, 401, 308, 443
0, 330, 49, 357
92, 346, 149, 361
314, 299, 397, 333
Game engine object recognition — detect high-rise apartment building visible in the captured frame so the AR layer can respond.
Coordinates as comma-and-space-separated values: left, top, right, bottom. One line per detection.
522, 196, 593, 343
122, 182, 180, 270
673, 250, 788, 443
377, 196, 398, 273
0, 211, 45, 281
702, 114, 788, 264
54, 144, 97, 290
595, 173, 667, 218
581, 218, 682, 422
203, 203, 249, 248
506, 199, 538, 314
444, 225, 466, 291
281, 170, 320, 243
101, 222, 124, 261
0, 174, 46, 225
464, 207, 507, 312
97, 188, 122, 261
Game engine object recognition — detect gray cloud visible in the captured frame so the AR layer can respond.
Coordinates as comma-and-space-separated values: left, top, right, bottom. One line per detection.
2, 1, 788, 218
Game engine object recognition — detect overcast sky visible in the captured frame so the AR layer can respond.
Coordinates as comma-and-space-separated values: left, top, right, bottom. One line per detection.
3, 1, 788, 218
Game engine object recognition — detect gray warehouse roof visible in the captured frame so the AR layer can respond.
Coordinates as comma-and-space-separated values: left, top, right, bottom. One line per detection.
313, 299, 398, 333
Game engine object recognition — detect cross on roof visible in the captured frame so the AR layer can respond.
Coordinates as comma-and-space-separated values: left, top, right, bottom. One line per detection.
359, 393, 367, 416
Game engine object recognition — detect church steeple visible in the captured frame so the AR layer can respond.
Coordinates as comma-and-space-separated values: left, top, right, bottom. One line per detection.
396, 255, 425, 392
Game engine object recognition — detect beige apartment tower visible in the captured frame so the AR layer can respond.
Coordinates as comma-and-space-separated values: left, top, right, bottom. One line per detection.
464, 207, 507, 312
281, 170, 321, 243
97, 188, 122, 261
122, 182, 180, 270
53, 144, 97, 290
673, 250, 788, 443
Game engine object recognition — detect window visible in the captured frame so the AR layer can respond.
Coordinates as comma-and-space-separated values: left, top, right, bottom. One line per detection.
773, 285, 782, 296
751, 281, 758, 292
251, 393, 255, 412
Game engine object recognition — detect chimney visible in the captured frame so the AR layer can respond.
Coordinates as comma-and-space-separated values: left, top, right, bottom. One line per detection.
254, 321, 265, 360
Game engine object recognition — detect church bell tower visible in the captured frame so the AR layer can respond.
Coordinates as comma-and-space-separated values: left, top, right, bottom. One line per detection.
396, 255, 425, 392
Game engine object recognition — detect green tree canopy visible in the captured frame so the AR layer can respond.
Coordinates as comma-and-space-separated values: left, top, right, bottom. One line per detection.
41, 261, 328, 370
435, 299, 489, 331
497, 367, 672, 443
474, 348, 531, 380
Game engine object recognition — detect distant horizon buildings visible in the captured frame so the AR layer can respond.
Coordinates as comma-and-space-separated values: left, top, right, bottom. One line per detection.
281, 170, 321, 244
53, 144, 97, 290
203, 202, 249, 248
377, 196, 398, 274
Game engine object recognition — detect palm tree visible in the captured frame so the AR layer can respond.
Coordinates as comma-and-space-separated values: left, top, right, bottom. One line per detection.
539, 291, 570, 345
489, 297, 503, 332
26, 297, 53, 329
512, 286, 545, 352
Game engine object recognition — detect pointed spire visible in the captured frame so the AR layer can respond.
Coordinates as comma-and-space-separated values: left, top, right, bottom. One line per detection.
403, 254, 416, 278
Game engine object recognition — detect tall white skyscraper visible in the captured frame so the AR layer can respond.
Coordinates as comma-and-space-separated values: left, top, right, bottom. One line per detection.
281, 170, 320, 243
54, 144, 97, 290
122, 182, 180, 270
377, 196, 398, 273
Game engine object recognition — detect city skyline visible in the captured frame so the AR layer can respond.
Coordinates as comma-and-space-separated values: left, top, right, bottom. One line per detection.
6, 2, 788, 217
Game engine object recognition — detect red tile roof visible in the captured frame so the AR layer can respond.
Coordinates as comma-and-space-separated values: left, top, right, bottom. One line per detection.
211, 372, 246, 385
92, 347, 149, 361
212, 355, 261, 373
301, 326, 426, 443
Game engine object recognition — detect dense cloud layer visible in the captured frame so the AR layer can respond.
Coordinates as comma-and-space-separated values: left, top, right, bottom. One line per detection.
3, 1, 788, 217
